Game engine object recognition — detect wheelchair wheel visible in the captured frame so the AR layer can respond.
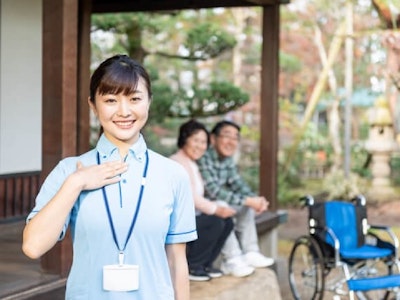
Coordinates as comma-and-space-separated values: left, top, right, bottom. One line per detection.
288, 235, 325, 300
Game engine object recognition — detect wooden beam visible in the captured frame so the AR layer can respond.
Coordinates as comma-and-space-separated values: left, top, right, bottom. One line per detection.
92, 0, 258, 13
247, 0, 290, 5
259, 5, 280, 211
91, 0, 289, 14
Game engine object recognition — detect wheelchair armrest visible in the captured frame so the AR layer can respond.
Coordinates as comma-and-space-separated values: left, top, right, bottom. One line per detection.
313, 225, 341, 266
324, 227, 341, 266
368, 224, 399, 259
369, 224, 391, 230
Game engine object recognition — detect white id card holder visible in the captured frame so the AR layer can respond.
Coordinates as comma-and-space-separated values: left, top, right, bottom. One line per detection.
103, 264, 139, 291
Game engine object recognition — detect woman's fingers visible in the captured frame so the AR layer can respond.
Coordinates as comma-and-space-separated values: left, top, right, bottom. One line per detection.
99, 161, 128, 180
76, 160, 128, 190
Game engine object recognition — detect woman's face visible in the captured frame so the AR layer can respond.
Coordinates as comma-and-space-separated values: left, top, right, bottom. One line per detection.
182, 130, 208, 161
89, 78, 150, 149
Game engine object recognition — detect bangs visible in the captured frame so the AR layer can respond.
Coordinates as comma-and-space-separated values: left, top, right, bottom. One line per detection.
96, 64, 140, 96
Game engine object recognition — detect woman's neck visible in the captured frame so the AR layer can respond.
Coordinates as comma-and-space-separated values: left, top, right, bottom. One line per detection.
118, 148, 129, 159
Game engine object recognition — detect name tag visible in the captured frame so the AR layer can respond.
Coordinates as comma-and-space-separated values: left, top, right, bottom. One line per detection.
103, 264, 139, 291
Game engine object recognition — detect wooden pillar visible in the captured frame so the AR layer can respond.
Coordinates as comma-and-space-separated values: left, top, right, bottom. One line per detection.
259, 5, 280, 211
41, 0, 79, 276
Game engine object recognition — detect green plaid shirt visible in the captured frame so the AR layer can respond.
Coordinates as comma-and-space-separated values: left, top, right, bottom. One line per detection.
197, 146, 256, 206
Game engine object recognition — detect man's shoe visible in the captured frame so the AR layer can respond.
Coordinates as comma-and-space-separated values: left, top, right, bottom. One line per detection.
205, 267, 223, 278
244, 251, 274, 268
220, 256, 254, 277
189, 268, 211, 281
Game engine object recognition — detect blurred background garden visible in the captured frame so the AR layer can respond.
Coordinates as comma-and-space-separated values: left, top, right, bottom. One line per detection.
89, 0, 400, 207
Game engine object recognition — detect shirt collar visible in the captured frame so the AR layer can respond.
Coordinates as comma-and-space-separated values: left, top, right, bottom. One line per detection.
208, 146, 232, 165
96, 134, 148, 162
209, 146, 223, 161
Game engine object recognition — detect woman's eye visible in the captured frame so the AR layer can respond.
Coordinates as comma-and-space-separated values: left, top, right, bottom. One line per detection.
131, 97, 142, 102
105, 98, 116, 103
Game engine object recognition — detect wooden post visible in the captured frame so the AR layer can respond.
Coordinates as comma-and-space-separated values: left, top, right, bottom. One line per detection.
77, 0, 92, 154
41, 0, 78, 276
259, 5, 280, 211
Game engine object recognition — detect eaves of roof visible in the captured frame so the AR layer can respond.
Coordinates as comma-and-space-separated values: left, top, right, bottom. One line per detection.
92, 0, 290, 13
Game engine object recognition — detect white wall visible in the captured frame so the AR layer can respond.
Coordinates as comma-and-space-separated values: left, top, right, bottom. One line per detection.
0, 0, 42, 174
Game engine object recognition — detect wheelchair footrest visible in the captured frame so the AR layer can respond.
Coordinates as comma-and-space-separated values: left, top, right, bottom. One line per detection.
348, 274, 400, 291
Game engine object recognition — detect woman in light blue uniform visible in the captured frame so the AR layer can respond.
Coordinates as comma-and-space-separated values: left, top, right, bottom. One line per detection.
22, 55, 197, 300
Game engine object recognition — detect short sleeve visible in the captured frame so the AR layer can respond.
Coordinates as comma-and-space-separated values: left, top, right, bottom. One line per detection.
165, 166, 197, 244
26, 159, 74, 240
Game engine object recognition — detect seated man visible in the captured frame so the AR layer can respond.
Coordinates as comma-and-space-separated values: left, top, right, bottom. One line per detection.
197, 120, 274, 277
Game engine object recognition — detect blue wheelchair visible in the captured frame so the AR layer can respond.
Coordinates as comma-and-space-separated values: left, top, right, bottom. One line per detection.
288, 195, 400, 300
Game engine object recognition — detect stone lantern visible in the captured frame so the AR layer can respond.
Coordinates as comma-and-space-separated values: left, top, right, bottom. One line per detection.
365, 97, 397, 193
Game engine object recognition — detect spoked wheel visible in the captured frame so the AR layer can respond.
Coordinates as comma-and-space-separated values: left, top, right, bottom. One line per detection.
289, 235, 325, 300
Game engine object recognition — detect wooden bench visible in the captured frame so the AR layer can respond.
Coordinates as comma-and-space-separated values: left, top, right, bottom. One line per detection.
256, 210, 288, 235
255, 209, 288, 263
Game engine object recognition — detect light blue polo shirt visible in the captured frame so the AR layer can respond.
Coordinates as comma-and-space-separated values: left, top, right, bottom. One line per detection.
27, 134, 197, 300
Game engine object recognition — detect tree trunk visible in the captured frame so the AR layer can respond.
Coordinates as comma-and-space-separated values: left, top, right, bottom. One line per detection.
314, 25, 342, 171
283, 21, 346, 176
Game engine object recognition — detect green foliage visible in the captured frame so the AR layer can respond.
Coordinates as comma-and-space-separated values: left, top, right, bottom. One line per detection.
148, 83, 175, 124
91, 10, 249, 122
169, 81, 249, 118
280, 51, 302, 73
390, 153, 400, 185
322, 170, 368, 201
350, 142, 371, 178
91, 12, 169, 36
279, 148, 303, 188
240, 124, 259, 141
240, 165, 259, 192
142, 118, 182, 156
243, 42, 261, 65
298, 123, 330, 152
184, 23, 237, 60
277, 171, 305, 207
277, 122, 376, 206
277, 145, 305, 206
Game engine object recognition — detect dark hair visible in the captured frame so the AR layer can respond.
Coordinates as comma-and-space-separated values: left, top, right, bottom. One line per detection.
177, 119, 210, 149
211, 120, 241, 136
89, 54, 152, 103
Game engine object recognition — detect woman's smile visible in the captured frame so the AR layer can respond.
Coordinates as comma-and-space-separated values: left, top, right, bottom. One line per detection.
114, 119, 135, 129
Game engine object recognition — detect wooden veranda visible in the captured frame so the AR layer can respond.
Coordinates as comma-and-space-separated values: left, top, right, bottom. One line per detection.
0, 0, 286, 280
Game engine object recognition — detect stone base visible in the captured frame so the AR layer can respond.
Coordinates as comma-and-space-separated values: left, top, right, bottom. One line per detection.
190, 268, 281, 300
367, 186, 397, 202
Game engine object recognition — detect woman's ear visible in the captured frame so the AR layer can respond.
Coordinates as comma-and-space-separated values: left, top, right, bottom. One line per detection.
88, 97, 97, 116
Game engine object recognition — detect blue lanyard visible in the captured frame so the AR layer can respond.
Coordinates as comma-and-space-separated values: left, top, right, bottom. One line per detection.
97, 150, 149, 257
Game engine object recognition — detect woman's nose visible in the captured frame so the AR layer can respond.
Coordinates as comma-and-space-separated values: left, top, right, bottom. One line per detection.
195, 142, 207, 149
117, 100, 131, 116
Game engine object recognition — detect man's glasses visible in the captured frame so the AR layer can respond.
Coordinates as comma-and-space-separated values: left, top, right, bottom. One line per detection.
217, 134, 240, 142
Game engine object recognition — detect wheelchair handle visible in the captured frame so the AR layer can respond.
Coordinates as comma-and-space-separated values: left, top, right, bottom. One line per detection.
299, 195, 314, 207
350, 194, 366, 206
